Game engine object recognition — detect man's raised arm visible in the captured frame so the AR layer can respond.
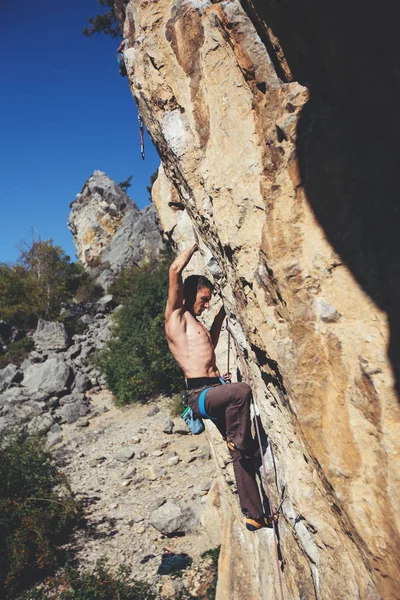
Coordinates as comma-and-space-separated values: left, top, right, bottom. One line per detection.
165, 243, 198, 321
210, 304, 226, 348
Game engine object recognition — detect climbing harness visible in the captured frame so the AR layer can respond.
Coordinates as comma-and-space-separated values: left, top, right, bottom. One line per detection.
225, 320, 286, 600
138, 114, 145, 160
198, 388, 217, 420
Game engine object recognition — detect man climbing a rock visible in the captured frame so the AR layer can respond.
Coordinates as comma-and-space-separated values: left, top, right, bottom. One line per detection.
116, 38, 128, 77
165, 243, 267, 531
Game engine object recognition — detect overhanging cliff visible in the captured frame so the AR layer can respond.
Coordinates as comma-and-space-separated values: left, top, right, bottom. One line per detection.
114, 1, 400, 598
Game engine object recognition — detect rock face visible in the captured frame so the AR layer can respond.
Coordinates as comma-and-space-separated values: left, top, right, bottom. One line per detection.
68, 170, 164, 287
116, 1, 400, 599
0, 301, 115, 437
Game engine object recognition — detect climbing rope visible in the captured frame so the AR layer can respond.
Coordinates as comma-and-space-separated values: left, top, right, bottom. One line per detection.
138, 114, 145, 160
225, 320, 285, 600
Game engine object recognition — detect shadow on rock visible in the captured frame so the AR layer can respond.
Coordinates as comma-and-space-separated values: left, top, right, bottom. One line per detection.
296, 93, 400, 397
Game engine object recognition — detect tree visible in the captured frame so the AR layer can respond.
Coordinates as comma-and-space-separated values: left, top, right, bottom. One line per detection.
18, 240, 73, 321
83, 0, 121, 38
0, 264, 31, 328
0, 239, 91, 329
98, 251, 183, 404
118, 175, 132, 192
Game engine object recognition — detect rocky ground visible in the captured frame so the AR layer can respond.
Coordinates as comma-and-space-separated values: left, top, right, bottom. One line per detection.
55, 389, 223, 598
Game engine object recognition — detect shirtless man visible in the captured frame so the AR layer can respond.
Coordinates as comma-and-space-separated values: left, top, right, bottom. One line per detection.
165, 243, 267, 531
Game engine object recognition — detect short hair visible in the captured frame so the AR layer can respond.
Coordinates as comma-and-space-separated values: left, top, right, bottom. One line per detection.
183, 274, 213, 301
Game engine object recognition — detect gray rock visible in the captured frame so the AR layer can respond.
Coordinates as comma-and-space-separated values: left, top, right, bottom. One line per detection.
163, 419, 174, 434
80, 315, 94, 325
58, 400, 90, 424
0, 388, 28, 406
167, 456, 180, 466
172, 419, 189, 435
147, 405, 160, 417
47, 431, 63, 448
96, 295, 115, 312
131, 435, 141, 444
114, 447, 135, 463
65, 344, 81, 360
18, 401, 44, 423
130, 512, 144, 523
27, 413, 55, 434
23, 357, 72, 396
318, 301, 341, 323
96, 270, 114, 290
150, 501, 196, 535
50, 422, 61, 434
73, 373, 92, 393
122, 466, 137, 479
0, 364, 22, 391
150, 497, 166, 511
20, 358, 32, 370
59, 393, 84, 406
33, 319, 69, 351
145, 466, 165, 480
136, 450, 148, 460
80, 345, 95, 361
28, 351, 46, 363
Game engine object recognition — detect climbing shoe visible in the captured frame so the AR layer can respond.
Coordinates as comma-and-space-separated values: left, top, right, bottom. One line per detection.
245, 516, 268, 532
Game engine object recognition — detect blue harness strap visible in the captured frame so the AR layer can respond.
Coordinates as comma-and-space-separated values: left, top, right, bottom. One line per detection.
198, 388, 215, 420
198, 377, 227, 420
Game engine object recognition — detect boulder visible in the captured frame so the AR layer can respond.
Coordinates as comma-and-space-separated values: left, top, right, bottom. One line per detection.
150, 501, 196, 535
33, 320, 69, 351
23, 357, 72, 396
0, 364, 22, 391
58, 399, 90, 424
114, 447, 135, 463
96, 295, 115, 313
0, 387, 28, 407
73, 373, 92, 393
27, 413, 55, 434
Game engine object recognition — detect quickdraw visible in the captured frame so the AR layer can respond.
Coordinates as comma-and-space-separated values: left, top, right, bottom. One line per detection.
138, 114, 145, 160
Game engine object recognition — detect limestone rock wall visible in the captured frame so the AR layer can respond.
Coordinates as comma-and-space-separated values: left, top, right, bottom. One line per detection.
68, 170, 164, 287
117, 1, 400, 599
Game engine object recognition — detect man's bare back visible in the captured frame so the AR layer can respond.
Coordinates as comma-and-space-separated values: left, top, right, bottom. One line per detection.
165, 244, 225, 379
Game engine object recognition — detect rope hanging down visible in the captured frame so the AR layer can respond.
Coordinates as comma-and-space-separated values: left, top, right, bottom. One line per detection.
138, 114, 145, 160
225, 320, 286, 600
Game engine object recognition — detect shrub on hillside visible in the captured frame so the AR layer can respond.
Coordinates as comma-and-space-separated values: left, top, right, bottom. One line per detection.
0, 429, 81, 599
97, 258, 183, 404
21, 558, 156, 600
0, 239, 93, 330
0, 337, 35, 369
57, 312, 88, 339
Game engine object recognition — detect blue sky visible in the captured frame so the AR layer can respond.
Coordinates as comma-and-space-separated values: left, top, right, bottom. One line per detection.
0, 0, 160, 264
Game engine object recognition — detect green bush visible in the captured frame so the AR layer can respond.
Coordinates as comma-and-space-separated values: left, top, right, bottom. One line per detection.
0, 429, 81, 599
20, 558, 155, 600
0, 337, 34, 369
97, 258, 183, 404
201, 547, 220, 600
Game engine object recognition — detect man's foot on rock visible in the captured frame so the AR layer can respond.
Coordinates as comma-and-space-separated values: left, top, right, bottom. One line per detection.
245, 516, 268, 532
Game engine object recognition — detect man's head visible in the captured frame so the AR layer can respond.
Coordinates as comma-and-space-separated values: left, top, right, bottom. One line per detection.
183, 275, 213, 316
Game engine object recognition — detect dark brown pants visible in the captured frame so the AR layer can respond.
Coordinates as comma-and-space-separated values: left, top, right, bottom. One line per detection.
188, 382, 264, 521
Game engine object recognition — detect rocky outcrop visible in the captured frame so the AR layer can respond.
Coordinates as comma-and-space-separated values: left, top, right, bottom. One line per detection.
68, 171, 164, 288
117, 1, 400, 599
0, 301, 115, 441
